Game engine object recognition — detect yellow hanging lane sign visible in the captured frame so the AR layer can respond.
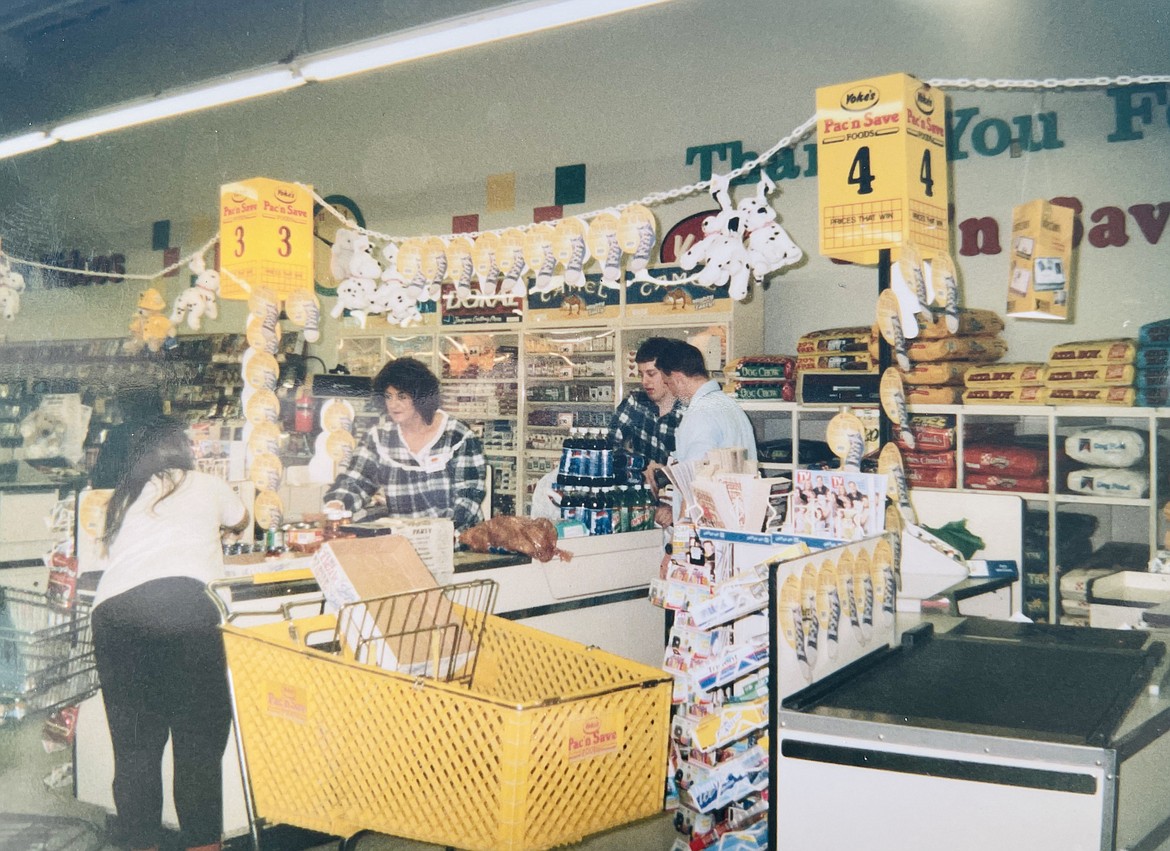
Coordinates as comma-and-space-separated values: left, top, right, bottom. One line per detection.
219, 177, 314, 300
816, 73, 949, 264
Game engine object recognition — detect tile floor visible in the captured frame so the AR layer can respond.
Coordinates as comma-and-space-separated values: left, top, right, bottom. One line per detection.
0, 712, 679, 851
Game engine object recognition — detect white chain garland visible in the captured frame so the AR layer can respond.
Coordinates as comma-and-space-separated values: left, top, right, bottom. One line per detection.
0, 74, 1164, 282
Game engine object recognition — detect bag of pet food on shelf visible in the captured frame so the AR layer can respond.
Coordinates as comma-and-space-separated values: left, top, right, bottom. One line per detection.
1047, 386, 1137, 406
964, 362, 1048, 388
902, 362, 969, 386
915, 308, 1005, 340
964, 443, 1049, 478
965, 472, 1049, 494
1063, 428, 1146, 468
1048, 338, 1137, 366
962, 386, 1049, 405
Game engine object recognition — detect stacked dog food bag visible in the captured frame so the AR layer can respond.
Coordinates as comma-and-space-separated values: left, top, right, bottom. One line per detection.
901, 309, 1009, 405
725, 354, 798, 402
1044, 338, 1139, 405
895, 413, 958, 489
1062, 423, 1149, 500
962, 361, 1049, 405
1136, 318, 1170, 407
795, 326, 874, 375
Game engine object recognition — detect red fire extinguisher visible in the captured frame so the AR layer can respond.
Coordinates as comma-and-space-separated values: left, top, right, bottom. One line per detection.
294, 388, 315, 433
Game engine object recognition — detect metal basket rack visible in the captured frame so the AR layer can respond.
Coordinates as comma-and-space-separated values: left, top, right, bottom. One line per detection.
0, 586, 97, 722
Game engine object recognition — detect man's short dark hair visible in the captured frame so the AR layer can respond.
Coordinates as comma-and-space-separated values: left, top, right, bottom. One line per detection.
635, 336, 673, 365
373, 357, 442, 423
655, 340, 709, 379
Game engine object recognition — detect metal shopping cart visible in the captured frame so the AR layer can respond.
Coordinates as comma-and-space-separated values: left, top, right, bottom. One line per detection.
0, 586, 98, 723
213, 574, 673, 851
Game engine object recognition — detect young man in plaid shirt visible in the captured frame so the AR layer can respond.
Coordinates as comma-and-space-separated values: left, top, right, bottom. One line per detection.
608, 337, 682, 525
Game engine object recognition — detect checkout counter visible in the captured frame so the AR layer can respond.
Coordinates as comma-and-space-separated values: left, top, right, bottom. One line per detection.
771, 615, 1170, 851
74, 527, 667, 839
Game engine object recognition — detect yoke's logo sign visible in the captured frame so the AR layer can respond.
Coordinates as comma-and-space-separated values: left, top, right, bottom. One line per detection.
915, 86, 936, 115
841, 85, 879, 111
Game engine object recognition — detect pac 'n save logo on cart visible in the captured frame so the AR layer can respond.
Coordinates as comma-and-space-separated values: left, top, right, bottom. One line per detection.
566, 709, 624, 762
265, 682, 308, 724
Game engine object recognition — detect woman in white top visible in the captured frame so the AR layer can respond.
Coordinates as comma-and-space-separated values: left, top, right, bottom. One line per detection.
92, 416, 248, 851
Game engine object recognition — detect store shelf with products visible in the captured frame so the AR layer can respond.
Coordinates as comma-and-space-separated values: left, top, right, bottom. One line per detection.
737, 400, 1168, 624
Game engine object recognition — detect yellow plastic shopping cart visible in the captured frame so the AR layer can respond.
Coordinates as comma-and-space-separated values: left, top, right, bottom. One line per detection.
213, 573, 673, 851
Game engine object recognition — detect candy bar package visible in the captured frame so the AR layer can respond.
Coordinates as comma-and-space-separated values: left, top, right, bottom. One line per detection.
1048, 338, 1137, 365
1045, 363, 1136, 387
907, 336, 1008, 363
965, 472, 1049, 494
915, 308, 1005, 340
1138, 318, 1170, 347
1065, 467, 1149, 499
964, 362, 1048, 388
1063, 428, 1146, 468
964, 442, 1048, 477
902, 362, 968, 386
1047, 386, 1137, 406
962, 386, 1049, 405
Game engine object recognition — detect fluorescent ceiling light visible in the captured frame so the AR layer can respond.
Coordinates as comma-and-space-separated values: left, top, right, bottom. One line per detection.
0, 131, 58, 159
299, 0, 673, 81
52, 67, 304, 141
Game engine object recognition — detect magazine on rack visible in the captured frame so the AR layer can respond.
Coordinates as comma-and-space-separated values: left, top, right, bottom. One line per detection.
784, 469, 887, 541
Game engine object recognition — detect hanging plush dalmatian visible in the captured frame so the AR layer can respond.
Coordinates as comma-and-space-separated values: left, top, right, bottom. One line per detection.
678, 172, 802, 301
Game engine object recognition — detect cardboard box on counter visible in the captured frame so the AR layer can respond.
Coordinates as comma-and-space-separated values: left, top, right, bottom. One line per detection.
309, 536, 472, 676
344, 516, 455, 583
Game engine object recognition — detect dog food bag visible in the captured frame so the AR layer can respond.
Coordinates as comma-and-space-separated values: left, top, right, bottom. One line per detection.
1065, 467, 1149, 499
916, 308, 1005, 340
964, 362, 1048, 388
1136, 346, 1170, 369
1048, 338, 1137, 365
902, 362, 969, 386
907, 336, 1008, 363
1045, 363, 1136, 387
962, 386, 1049, 405
965, 472, 1049, 494
727, 355, 797, 381
1047, 386, 1137, 406
1138, 318, 1170, 347
904, 384, 964, 405
964, 443, 1049, 477
1063, 428, 1146, 468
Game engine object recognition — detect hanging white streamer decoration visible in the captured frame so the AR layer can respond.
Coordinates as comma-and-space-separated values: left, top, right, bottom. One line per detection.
1, 75, 1166, 289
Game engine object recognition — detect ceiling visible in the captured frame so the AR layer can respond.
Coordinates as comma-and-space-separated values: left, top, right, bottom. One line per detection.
0, 0, 511, 137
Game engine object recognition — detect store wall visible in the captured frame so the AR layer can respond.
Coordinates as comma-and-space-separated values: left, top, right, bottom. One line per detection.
0, 0, 1166, 363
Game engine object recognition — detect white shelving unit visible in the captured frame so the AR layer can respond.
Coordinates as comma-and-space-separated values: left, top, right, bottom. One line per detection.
738, 399, 1169, 622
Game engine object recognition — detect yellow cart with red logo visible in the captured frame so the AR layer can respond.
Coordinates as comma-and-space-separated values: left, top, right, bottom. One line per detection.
215, 577, 672, 851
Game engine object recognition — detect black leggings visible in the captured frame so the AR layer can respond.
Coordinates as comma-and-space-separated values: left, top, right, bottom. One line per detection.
92, 577, 231, 849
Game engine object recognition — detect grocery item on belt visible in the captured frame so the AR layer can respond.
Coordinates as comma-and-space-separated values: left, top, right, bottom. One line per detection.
726, 355, 797, 381
1063, 428, 1146, 468
1045, 363, 1136, 387
907, 336, 1008, 363
1047, 386, 1137, 406
1138, 318, 1170, 347
1048, 338, 1137, 365
1065, 467, 1149, 498
902, 362, 969, 386
964, 443, 1048, 477
964, 362, 1047, 388
915, 308, 1005, 340
965, 472, 1049, 494
903, 384, 963, 405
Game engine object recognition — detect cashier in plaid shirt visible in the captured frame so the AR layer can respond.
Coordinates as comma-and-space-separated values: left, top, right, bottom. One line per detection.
607, 337, 682, 527
324, 358, 486, 536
